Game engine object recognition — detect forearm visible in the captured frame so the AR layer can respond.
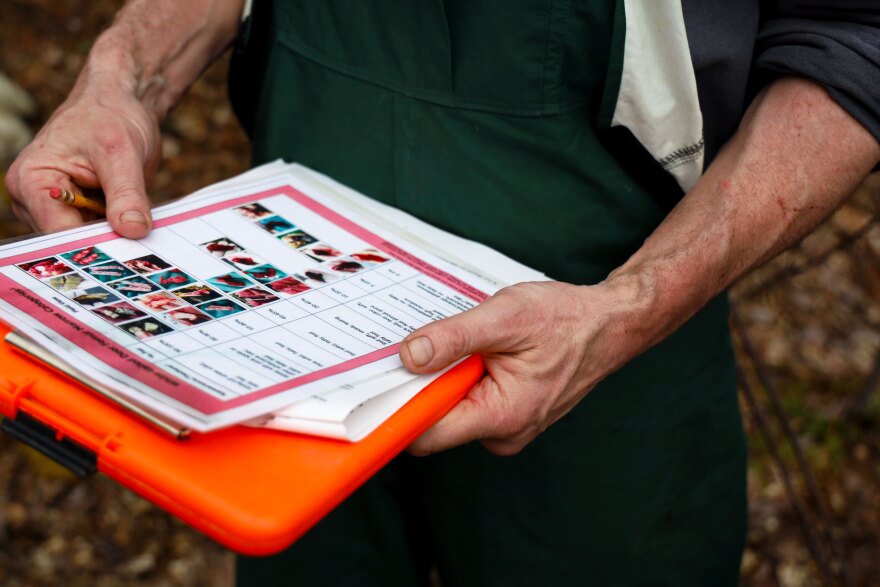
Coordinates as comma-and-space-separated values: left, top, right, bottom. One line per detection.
71, 0, 243, 120
600, 78, 880, 359
402, 79, 879, 455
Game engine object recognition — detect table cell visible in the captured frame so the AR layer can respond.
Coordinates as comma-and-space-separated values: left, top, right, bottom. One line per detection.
145, 331, 206, 357
184, 320, 241, 346
222, 311, 277, 336
254, 301, 309, 325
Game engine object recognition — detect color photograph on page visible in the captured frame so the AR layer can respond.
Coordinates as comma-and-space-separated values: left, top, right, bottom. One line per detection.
0, 164, 500, 433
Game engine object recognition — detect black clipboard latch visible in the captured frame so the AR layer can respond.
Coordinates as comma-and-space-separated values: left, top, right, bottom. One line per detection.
1, 412, 97, 477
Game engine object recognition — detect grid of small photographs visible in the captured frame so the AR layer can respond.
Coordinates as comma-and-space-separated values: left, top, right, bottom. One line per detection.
14, 244, 251, 341
232, 202, 392, 287
13, 201, 395, 342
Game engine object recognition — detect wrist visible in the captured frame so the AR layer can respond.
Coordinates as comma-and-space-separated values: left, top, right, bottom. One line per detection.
594, 261, 708, 358
78, 30, 171, 121
69, 0, 243, 122
594, 266, 662, 339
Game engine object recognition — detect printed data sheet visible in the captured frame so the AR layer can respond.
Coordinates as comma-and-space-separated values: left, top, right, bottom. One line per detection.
0, 172, 495, 430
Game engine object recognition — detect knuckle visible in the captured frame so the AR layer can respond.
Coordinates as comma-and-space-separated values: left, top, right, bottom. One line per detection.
478, 391, 545, 444
108, 183, 145, 205
489, 286, 540, 340
95, 129, 131, 157
93, 109, 155, 159
441, 323, 472, 359
97, 132, 128, 157
481, 392, 514, 436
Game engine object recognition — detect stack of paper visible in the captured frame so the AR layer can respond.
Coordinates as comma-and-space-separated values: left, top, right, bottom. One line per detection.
0, 162, 546, 440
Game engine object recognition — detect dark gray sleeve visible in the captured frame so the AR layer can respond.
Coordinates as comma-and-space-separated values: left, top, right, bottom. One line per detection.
756, 1, 880, 142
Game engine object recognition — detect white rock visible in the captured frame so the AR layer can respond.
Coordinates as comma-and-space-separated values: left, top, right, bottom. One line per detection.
0, 73, 35, 163
0, 112, 32, 162
0, 72, 36, 117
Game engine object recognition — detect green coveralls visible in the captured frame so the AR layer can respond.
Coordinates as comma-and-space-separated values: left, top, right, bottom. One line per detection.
234, 1, 747, 585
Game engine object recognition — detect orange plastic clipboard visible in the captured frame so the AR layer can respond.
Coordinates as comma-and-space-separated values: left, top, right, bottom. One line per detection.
0, 321, 482, 555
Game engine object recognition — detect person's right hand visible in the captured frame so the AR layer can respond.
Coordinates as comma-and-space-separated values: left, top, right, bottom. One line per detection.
5, 84, 161, 239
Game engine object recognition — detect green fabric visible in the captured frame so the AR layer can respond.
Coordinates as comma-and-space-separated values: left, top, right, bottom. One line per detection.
235, 1, 747, 585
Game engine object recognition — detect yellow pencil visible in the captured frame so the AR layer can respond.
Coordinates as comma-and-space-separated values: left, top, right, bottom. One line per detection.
49, 187, 106, 215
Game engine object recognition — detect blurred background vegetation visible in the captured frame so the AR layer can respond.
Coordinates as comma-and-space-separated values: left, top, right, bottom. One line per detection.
1, 2, 879, 586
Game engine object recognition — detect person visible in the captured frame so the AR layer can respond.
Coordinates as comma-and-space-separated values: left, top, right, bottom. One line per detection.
6, 1, 880, 585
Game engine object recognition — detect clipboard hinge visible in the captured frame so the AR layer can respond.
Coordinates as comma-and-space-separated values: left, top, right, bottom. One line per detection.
1, 412, 98, 477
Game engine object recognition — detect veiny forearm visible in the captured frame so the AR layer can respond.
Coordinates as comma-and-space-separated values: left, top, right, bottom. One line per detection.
73, 0, 243, 120
598, 77, 880, 361
402, 78, 880, 455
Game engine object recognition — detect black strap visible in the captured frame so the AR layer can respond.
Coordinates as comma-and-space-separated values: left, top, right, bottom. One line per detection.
228, 0, 275, 139
2, 413, 97, 477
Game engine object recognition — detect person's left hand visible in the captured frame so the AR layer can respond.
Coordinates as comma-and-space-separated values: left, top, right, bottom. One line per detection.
400, 280, 636, 456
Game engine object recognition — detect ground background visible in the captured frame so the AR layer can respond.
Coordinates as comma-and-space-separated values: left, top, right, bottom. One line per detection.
1, 2, 879, 586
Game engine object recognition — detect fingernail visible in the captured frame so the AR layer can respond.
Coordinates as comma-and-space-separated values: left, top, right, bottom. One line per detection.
406, 337, 434, 367
120, 210, 148, 226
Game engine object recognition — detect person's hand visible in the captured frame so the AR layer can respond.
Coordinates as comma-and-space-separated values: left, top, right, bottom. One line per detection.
5, 0, 247, 238
400, 280, 635, 456
5, 84, 161, 238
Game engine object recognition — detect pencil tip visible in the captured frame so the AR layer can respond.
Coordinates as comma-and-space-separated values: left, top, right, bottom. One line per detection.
48, 188, 62, 200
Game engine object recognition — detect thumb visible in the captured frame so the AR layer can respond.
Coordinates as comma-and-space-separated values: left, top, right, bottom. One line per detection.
408, 375, 501, 456
94, 141, 153, 239
399, 295, 513, 373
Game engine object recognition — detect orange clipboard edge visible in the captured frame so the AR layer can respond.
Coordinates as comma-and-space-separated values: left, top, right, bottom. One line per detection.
0, 321, 484, 555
